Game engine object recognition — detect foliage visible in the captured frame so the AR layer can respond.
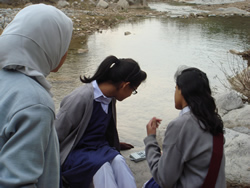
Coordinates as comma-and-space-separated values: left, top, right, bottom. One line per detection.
215, 52, 250, 103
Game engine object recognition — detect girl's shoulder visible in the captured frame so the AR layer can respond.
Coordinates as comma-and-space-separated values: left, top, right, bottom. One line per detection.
60, 83, 94, 108
169, 111, 193, 125
168, 111, 202, 134
65, 83, 93, 99
165, 112, 212, 152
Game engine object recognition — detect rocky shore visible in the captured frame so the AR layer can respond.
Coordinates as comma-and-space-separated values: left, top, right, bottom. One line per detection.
0, 1, 249, 188
0, 0, 250, 46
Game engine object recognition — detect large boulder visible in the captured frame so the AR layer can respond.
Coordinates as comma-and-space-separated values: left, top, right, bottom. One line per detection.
215, 91, 243, 116
222, 104, 250, 134
224, 128, 250, 187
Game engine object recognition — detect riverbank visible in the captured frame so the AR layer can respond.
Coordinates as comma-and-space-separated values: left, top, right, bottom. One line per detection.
0, 0, 249, 48
1, 1, 249, 187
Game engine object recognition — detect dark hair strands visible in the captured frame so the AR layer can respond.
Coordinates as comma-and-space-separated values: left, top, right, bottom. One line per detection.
176, 68, 224, 135
80, 55, 147, 88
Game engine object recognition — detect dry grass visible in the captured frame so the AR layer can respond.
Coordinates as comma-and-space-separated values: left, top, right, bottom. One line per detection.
216, 53, 250, 102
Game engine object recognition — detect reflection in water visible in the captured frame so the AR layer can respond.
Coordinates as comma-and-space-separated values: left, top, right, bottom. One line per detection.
48, 16, 249, 147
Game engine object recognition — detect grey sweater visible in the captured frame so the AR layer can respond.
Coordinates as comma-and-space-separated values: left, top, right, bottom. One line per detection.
0, 70, 60, 188
144, 111, 226, 188
55, 83, 120, 166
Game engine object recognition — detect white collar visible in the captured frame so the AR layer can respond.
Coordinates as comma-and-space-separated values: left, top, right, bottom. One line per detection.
179, 106, 190, 116
92, 80, 112, 113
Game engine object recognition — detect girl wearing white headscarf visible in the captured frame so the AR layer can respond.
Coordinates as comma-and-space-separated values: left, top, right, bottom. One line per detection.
0, 4, 73, 187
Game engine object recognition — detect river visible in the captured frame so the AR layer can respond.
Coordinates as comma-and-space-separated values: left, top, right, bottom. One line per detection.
48, 3, 250, 147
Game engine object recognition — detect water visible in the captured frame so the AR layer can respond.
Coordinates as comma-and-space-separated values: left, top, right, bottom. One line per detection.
48, 8, 250, 147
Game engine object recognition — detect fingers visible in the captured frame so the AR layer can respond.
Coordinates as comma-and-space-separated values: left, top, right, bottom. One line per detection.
151, 117, 162, 128
153, 117, 162, 123
146, 117, 162, 136
120, 142, 134, 150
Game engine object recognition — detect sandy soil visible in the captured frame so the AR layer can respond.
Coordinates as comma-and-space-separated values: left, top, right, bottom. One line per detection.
0, 0, 249, 40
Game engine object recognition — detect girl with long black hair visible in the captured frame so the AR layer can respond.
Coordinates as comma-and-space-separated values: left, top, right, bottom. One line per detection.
143, 66, 226, 188
55, 55, 147, 188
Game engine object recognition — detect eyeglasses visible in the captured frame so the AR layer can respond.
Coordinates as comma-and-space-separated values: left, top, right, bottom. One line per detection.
132, 87, 138, 95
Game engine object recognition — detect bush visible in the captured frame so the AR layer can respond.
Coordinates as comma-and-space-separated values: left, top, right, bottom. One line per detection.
217, 51, 250, 103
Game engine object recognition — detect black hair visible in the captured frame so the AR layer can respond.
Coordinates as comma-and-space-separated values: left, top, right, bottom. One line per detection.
175, 67, 224, 135
80, 55, 147, 88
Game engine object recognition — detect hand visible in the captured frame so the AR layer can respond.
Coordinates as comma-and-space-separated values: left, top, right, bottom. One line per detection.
120, 142, 134, 150
146, 117, 162, 136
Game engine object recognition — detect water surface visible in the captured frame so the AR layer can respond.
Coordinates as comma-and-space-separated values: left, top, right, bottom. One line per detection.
48, 14, 250, 147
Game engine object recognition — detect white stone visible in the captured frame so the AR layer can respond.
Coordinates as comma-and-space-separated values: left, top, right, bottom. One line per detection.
124, 31, 131, 35
215, 91, 243, 116
77, 48, 88, 54
57, 0, 70, 8
222, 104, 250, 130
224, 128, 250, 187
97, 0, 109, 9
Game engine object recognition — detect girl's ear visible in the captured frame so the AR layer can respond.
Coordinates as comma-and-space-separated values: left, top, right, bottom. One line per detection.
120, 82, 130, 89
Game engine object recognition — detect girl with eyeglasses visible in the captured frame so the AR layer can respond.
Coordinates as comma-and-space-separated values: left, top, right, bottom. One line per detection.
55, 55, 147, 188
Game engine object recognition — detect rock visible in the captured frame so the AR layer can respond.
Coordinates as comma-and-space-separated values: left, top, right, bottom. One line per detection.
196, 12, 209, 17
224, 128, 250, 187
215, 91, 243, 116
189, 13, 196, 18
57, 0, 70, 8
97, 0, 109, 9
127, 0, 147, 6
72, 1, 78, 6
78, 32, 86, 37
229, 49, 250, 67
77, 48, 88, 54
124, 31, 131, 35
24, 2, 33, 7
210, 7, 250, 16
232, 126, 250, 135
197, 16, 205, 19
117, 0, 129, 9
217, 7, 250, 15
222, 104, 250, 131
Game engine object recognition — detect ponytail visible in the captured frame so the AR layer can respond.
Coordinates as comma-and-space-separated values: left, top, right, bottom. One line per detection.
80, 55, 147, 87
80, 56, 119, 83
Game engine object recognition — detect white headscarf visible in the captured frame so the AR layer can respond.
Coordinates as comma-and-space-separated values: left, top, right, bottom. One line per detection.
0, 4, 73, 94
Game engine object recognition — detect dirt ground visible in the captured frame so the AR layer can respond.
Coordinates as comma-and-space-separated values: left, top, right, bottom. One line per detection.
0, 0, 249, 40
